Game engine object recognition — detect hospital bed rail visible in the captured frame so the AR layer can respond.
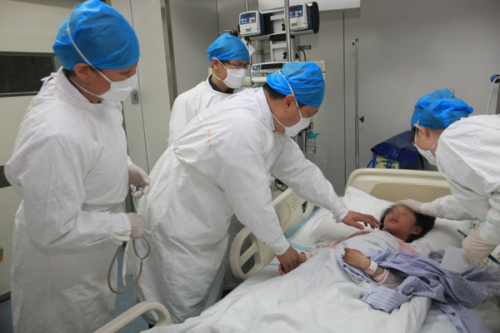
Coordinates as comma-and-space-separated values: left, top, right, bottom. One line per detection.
94, 302, 170, 333
230, 187, 314, 279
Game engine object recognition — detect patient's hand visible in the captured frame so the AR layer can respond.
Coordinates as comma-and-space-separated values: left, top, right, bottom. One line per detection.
342, 210, 380, 230
342, 248, 371, 271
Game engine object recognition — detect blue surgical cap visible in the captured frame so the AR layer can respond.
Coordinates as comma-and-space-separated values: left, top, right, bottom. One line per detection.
53, 0, 140, 70
266, 62, 325, 108
411, 89, 473, 129
207, 33, 250, 62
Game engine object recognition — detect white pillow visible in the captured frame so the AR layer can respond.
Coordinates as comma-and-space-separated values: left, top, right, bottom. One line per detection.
310, 187, 392, 242
310, 186, 469, 251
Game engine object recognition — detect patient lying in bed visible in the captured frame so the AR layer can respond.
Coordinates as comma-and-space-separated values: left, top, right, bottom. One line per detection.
283, 203, 435, 284
293, 203, 500, 333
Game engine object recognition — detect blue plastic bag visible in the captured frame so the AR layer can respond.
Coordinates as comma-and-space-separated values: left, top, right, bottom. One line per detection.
367, 131, 423, 169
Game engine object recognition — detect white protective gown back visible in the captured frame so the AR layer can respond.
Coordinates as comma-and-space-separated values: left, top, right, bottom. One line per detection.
5, 69, 131, 333
168, 76, 233, 144
135, 88, 348, 324
432, 115, 500, 244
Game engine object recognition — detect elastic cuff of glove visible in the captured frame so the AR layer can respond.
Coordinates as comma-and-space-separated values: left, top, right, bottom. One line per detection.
111, 213, 132, 245
127, 156, 133, 167
420, 202, 434, 216
272, 237, 290, 256
333, 204, 349, 223
480, 227, 500, 245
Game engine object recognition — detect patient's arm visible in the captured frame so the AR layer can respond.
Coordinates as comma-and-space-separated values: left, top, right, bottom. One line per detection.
343, 248, 404, 288
343, 248, 383, 277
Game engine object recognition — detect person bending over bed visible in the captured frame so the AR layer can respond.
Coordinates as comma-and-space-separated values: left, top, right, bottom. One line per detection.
288, 204, 435, 286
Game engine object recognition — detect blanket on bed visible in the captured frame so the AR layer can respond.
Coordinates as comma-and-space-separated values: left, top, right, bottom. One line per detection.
341, 249, 500, 333
146, 231, 432, 333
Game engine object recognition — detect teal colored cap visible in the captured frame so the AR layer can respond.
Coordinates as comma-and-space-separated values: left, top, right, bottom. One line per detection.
308, 133, 318, 138
411, 89, 473, 129
207, 33, 250, 62
53, 0, 140, 70
266, 62, 325, 108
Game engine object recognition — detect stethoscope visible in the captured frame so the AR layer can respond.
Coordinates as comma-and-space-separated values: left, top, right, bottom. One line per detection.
107, 185, 151, 294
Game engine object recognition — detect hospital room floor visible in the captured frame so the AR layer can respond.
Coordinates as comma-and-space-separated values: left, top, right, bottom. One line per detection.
0, 248, 148, 333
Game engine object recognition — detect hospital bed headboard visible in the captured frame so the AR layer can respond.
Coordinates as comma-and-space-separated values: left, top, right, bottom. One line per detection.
346, 168, 451, 202
230, 188, 314, 280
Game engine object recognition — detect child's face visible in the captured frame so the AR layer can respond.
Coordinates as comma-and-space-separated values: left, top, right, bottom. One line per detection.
383, 204, 422, 241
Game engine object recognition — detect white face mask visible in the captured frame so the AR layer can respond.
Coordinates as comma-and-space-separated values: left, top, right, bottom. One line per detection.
66, 23, 137, 102
415, 131, 438, 165
96, 72, 138, 102
272, 103, 311, 137
214, 60, 247, 89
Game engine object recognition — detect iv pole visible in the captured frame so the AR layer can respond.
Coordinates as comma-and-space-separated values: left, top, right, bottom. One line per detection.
351, 38, 363, 169
284, 0, 292, 62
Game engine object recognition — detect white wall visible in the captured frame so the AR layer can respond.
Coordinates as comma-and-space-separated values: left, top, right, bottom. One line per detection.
343, 0, 500, 178
0, 0, 78, 297
297, 11, 346, 193
169, 0, 219, 95
112, 0, 175, 172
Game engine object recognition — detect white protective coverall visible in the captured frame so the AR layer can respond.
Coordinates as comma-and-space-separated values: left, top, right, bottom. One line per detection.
5, 69, 131, 333
168, 76, 234, 144
135, 88, 349, 324
425, 115, 500, 244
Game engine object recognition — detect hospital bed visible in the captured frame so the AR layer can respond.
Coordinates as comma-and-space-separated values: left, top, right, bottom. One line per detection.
97, 168, 500, 333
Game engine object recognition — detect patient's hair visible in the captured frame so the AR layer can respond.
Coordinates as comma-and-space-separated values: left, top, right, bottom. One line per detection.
379, 205, 435, 243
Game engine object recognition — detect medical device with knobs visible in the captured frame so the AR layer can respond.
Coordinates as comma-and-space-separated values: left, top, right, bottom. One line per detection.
239, 10, 264, 37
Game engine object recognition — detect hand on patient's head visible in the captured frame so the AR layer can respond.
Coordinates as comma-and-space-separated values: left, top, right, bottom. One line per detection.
342, 210, 380, 230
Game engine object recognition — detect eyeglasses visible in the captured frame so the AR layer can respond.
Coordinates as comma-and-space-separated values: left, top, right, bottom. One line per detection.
223, 61, 249, 70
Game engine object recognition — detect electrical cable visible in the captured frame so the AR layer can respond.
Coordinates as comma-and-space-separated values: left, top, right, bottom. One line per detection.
300, 49, 307, 61
107, 190, 151, 294
486, 75, 500, 115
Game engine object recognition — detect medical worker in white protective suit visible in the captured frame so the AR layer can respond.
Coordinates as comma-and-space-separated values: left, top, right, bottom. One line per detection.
168, 33, 250, 144
4, 1, 150, 332
401, 89, 500, 266
135, 62, 380, 324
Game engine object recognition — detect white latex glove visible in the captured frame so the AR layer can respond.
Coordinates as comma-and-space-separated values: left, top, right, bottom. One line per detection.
398, 199, 434, 216
462, 229, 497, 266
128, 163, 151, 198
127, 213, 146, 239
